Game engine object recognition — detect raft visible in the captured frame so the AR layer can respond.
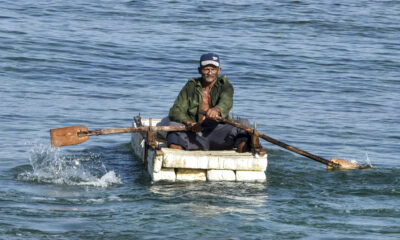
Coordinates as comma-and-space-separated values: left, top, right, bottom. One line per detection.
130, 117, 268, 182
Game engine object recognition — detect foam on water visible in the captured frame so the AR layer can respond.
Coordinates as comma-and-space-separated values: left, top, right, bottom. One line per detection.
76, 171, 121, 187
17, 143, 122, 187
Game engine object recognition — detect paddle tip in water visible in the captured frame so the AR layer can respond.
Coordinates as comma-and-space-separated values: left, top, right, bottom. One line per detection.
327, 158, 371, 170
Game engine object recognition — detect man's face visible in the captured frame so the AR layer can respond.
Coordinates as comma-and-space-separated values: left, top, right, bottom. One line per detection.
199, 65, 221, 85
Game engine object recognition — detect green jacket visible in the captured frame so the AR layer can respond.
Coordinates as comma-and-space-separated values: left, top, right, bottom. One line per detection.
169, 75, 233, 123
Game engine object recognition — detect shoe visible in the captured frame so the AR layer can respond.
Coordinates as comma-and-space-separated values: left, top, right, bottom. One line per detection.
237, 141, 248, 153
169, 144, 184, 150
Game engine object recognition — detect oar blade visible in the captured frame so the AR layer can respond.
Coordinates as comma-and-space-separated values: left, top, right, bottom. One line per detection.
50, 126, 89, 147
328, 158, 360, 170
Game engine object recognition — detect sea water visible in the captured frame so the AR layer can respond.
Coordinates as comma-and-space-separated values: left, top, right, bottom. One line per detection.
1, 0, 399, 239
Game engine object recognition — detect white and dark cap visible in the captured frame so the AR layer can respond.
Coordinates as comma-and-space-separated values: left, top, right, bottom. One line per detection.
200, 53, 220, 67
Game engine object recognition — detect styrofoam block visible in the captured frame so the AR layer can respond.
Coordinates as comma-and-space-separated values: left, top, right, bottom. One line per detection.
162, 149, 267, 171
236, 171, 266, 182
153, 152, 163, 173
176, 169, 206, 181
146, 150, 155, 174
131, 132, 145, 162
207, 170, 236, 181
141, 118, 162, 127
151, 168, 176, 182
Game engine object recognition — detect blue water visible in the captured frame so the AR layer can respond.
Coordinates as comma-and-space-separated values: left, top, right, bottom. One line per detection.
1, 0, 400, 239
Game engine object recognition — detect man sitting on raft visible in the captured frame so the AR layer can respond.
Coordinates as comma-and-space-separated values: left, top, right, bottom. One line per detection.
167, 53, 251, 152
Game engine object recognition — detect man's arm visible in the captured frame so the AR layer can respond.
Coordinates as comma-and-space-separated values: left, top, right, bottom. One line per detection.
169, 82, 191, 123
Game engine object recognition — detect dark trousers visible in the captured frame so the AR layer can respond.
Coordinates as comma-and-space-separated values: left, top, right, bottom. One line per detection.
166, 118, 251, 150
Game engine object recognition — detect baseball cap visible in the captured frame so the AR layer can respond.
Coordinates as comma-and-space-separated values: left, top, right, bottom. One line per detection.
200, 53, 220, 67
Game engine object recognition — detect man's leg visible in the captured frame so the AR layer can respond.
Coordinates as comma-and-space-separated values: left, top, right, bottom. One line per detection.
233, 118, 252, 152
203, 117, 251, 151
165, 120, 209, 150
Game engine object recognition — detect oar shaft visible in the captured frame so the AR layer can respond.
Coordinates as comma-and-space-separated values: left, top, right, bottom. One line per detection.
51, 125, 189, 147
220, 117, 340, 168
78, 126, 188, 137
257, 132, 335, 167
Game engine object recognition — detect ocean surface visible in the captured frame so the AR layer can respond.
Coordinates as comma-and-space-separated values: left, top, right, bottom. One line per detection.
1, 0, 399, 239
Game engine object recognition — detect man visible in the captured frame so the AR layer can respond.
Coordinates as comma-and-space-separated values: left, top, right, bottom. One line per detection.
167, 53, 251, 152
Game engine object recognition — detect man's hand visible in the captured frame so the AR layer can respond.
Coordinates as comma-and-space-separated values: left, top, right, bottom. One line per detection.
206, 107, 221, 120
182, 120, 202, 133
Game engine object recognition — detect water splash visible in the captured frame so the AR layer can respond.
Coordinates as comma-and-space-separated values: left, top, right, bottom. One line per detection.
17, 143, 122, 187
365, 152, 373, 167
347, 152, 373, 169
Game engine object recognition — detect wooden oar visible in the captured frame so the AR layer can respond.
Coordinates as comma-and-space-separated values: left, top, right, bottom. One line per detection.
205, 113, 365, 170
50, 125, 187, 147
